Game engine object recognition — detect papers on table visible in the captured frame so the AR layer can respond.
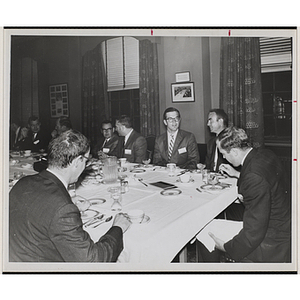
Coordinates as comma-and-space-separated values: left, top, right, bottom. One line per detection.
196, 219, 243, 252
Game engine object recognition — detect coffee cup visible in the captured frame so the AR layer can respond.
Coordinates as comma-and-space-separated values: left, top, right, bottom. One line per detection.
127, 209, 145, 224
180, 173, 190, 183
24, 150, 31, 157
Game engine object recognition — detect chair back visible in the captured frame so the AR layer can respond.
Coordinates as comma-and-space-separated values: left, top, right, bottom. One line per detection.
146, 135, 156, 163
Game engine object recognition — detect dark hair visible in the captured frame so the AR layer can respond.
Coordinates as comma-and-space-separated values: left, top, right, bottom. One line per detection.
217, 126, 251, 153
116, 115, 132, 128
28, 115, 40, 125
58, 117, 72, 130
101, 119, 113, 128
47, 129, 90, 168
163, 107, 181, 120
209, 109, 228, 127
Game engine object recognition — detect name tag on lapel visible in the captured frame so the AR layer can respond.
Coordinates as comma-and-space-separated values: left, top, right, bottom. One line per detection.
178, 147, 187, 154
33, 140, 40, 145
103, 147, 109, 153
125, 149, 132, 155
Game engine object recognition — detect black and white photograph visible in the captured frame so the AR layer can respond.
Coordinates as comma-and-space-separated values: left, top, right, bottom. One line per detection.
1, 27, 298, 275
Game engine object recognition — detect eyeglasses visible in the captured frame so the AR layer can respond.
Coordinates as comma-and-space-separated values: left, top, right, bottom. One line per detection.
102, 128, 112, 131
81, 154, 90, 164
166, 117, 180, 123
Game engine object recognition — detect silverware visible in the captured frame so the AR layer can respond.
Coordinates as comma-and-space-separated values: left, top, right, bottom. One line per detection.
84, 214, 104, 227
138, 178, 148, 187
196, 188, 202, 193
93, 216, 113, 228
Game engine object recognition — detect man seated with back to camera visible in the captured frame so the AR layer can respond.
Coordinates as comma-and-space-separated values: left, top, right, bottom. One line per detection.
153, 107, 199, 169
9, 129, 131, 262
196, 126, 291, 263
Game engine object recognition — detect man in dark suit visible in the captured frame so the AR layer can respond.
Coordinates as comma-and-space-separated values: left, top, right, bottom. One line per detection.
198, 109, 229, 172
51, 116, 72, 139
22, 115, 50, 152
92, 120, 120, 159
9, 129, 131, 262
10, 119, 28, 150
198, 126, 291, 262
153, 107, 199, 169
115, 115, 147, 163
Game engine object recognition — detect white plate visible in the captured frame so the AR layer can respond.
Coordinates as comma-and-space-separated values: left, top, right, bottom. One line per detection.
160, 188, 182, 196
130, 168, 146, 173
200, 184, 224, 191
89, 198, 106, 205
81, 209, 99, 220
21, 163, 32, 169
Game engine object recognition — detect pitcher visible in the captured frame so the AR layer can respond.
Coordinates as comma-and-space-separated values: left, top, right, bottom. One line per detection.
102, 156, 118, 183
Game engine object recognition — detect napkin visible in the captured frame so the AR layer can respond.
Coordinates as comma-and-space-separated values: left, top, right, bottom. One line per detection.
196, 219, 243, 252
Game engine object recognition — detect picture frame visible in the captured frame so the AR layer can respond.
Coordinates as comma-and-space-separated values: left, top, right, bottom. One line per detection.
175, 71, 190, 82
171, 82, 195, 102
49, 83, 69, 117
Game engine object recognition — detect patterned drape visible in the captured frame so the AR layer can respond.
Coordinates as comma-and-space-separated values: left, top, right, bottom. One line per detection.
82, 44, 109, 147
220, 37, 264, 148
139, 39, 160, 137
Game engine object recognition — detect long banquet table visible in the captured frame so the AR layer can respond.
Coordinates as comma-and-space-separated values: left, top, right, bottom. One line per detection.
8, 153, 238, 265
75, 163, 238, 264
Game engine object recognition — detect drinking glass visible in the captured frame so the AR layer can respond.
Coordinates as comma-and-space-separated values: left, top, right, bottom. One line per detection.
167, 163, 176, 177
202, 169, 210, 184
103, 156, 118, 184
109, 187, 122, 211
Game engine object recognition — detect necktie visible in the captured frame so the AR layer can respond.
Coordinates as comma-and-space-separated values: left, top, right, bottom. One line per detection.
168, 134, 174, 160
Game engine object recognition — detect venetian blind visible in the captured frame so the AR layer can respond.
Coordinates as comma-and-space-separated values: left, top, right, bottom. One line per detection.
102, 37, 139, 91
259, 37, 292, 73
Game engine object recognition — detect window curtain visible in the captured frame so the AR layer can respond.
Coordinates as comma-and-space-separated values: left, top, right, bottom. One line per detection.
219, 37, 264, 148
82, 44, 109, 147
139, 39, 160, 137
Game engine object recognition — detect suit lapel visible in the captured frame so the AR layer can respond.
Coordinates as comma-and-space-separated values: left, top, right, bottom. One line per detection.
172, 130, 183, 157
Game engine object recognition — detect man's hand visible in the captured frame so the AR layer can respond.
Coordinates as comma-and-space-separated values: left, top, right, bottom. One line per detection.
208, 232, 226, 252
219, 164, 240, 178
113, 213, 131, 233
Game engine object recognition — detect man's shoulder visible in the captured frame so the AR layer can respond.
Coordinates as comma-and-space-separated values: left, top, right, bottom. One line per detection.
178, 129, 196, 139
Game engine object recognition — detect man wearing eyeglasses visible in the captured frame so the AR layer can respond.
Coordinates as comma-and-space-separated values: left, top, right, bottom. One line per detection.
153, 107, 199, 169
92, 120, 121, 159
9, 129, 131, 262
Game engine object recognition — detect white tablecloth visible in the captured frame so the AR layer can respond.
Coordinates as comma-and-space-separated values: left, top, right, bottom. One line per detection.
76, 163, 238, 265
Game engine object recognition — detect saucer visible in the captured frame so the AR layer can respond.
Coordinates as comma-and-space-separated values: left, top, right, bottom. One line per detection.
160, 188, 182, 196
130, 168, 146, 173
89, 198, 106, 206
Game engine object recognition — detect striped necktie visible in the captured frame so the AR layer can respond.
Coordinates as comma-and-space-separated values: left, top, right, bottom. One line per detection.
168, 134, 174, 160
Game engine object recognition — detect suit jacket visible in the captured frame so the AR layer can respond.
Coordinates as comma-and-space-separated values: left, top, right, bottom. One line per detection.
9, 170, 123, 262
153, 129, 199, 169
224, 148, 291, 262
22, 130, 49, 152
205, 135, 228, 171
92, 133, 121, 158
121, 130, 147, 163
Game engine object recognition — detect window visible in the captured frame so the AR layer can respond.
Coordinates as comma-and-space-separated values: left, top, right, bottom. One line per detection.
101, 37, 139, 91
260, 37, 292, 143
101, 37, 140, 129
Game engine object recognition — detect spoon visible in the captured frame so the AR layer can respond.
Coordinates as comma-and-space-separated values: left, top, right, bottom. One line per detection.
93, 216, 113, 228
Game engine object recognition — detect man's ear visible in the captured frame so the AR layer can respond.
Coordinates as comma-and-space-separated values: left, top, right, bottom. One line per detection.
72, 156, 82, 168
163, 120, 167, 126
231, 148, 239, 157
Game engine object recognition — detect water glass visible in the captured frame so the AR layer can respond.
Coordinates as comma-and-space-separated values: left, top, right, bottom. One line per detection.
202, 169, 210, 184
109, 187, 122, 211
167, 163, 176, 177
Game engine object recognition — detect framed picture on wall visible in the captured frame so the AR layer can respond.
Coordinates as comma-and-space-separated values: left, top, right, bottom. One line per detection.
49, 83, 69, 117
171, 82, 195, 103
175, 71, 190, 82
